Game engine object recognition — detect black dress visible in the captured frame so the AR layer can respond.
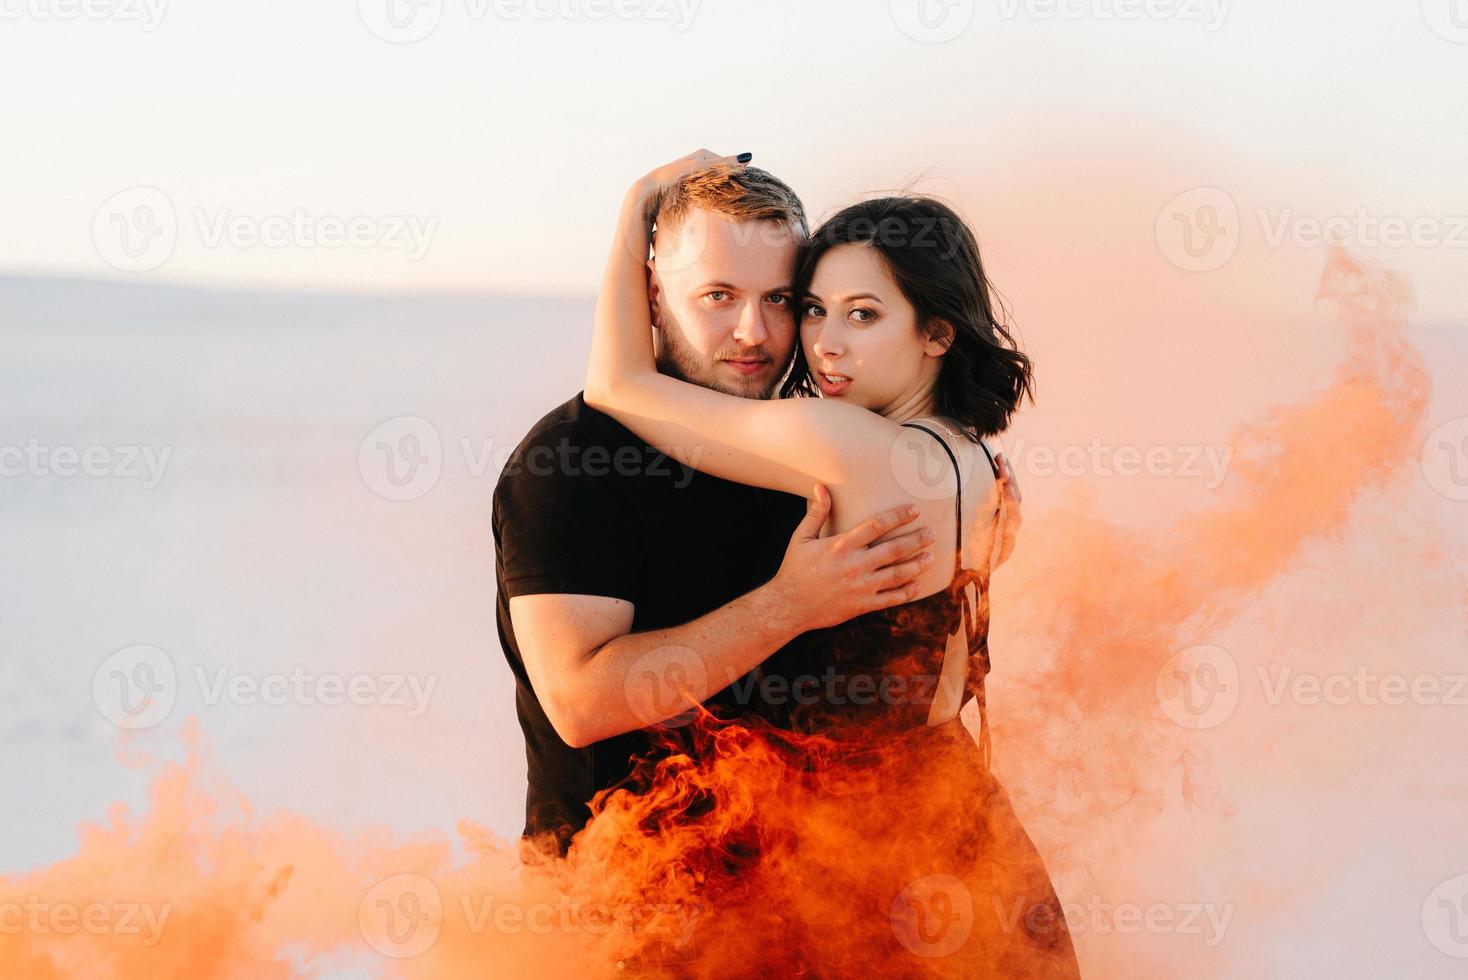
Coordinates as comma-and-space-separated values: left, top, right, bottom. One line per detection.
744, 419, 1083, 977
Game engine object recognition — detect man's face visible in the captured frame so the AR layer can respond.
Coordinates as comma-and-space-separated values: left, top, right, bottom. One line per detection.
649, 209, 800, 399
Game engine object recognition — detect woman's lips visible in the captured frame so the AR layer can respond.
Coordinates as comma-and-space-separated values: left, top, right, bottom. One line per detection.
816, 371, 852, 396
724, 358, 770, 376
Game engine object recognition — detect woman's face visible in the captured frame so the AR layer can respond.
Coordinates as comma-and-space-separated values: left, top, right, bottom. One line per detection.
800, 243, 947, 413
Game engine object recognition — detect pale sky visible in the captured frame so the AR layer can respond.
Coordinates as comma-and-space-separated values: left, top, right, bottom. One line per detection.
2, 0, 1465, 323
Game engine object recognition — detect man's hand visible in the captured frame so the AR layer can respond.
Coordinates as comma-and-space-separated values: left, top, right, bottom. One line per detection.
768, 484, 937, 634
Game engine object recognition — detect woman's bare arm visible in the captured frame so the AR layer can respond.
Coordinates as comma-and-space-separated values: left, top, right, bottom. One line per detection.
583, 149, 890, 498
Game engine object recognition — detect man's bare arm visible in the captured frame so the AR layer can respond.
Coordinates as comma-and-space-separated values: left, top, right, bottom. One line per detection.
511, 486, 937, 748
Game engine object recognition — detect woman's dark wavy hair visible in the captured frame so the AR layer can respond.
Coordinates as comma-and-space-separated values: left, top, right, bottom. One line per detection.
779, 196, 1034, 440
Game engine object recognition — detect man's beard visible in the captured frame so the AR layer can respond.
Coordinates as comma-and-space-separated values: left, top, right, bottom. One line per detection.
655, 322, 785, 400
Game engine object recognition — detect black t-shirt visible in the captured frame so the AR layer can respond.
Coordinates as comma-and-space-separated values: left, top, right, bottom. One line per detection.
492, 392, 805, 854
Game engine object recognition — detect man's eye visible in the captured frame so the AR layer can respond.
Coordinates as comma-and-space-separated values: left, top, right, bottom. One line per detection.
766, 294, 790, 307
707, 291, 729, 302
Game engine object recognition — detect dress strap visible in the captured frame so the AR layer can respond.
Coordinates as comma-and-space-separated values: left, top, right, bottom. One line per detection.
898, 419, 997, 769
899, 421, 965, 578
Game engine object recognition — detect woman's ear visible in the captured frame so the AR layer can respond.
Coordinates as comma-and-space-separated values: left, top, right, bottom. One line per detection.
923, 318, 955, 357
646, 258, 663, 330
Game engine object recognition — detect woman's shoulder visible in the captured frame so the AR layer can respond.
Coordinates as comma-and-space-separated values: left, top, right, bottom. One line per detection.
773, 396, 909, 478
884, 416, 997, 492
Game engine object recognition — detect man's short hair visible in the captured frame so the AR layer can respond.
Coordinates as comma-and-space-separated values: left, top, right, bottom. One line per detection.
654, 164, 808, 244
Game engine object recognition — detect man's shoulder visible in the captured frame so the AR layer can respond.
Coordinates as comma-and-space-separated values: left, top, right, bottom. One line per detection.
507, 392, 635, 458
494, 393, 635, 498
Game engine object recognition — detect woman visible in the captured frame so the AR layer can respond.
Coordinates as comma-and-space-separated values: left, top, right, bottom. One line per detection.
583, 150, 1080, 977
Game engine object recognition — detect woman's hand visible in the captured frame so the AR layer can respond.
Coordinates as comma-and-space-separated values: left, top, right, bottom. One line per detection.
590, 150, 749, 410
991, 452, 1023, 569
625, 148, 750, 223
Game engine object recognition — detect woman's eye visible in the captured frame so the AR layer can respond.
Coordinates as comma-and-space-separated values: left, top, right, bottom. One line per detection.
803, 303, 826, 318
850, 307, 875, 323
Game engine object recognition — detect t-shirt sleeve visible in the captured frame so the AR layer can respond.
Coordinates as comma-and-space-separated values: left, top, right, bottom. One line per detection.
493, 427, 642, 602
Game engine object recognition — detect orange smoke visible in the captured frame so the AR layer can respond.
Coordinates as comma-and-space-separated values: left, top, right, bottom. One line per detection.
2, 248, 1453, 978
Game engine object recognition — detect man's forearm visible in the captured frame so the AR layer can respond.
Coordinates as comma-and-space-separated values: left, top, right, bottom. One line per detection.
566, 581, 802, 746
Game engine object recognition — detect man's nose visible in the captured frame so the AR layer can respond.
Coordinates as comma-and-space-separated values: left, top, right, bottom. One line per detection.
731, 300, 769, 347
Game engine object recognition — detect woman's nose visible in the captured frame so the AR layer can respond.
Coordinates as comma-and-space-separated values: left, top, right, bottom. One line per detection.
811, 324, 842, 359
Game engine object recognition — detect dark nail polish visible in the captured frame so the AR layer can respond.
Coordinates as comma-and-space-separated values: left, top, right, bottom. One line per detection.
736, 152, 753, 163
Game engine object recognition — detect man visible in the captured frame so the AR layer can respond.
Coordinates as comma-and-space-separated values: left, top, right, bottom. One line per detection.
492, 164, 937, 856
